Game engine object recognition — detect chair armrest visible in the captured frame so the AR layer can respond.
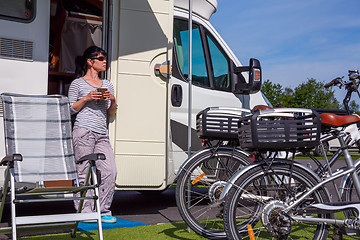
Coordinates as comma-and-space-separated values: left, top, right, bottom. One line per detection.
76, 153, 106, 164
0, 154, 23, 166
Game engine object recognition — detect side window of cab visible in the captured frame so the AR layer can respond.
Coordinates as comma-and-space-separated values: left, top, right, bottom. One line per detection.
173, 18, 231, 92
173, 18, 210, 88
206, 33, 231, 91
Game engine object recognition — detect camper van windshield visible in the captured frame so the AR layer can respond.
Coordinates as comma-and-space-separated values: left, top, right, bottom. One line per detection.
0, 0, 35, 22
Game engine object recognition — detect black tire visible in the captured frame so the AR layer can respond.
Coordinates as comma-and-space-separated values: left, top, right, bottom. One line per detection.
313, 143, 329, 157
175, 147, 249, 239
223, 162, 330, 240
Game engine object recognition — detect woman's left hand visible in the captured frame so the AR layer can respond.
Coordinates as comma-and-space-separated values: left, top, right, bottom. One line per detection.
103, 91, 115, 102
105, 91, 117, 116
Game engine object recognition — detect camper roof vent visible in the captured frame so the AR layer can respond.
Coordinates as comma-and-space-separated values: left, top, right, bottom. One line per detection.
0, 37, 33, 61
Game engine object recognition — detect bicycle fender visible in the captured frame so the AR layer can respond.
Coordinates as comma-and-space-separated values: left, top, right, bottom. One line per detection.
219, 159, 323, 201
339, 157, 360, 196
175, 147, 249, 181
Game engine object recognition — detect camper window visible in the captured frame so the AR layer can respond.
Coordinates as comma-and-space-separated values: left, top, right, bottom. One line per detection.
173, 18, 210, 88
206, 34, 230, 91
173, 18, 232, 92
0, 0, 35, 23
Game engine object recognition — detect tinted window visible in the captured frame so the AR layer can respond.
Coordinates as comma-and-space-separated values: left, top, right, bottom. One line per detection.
0, 0, 35, 22
173, 19, 209, 88
207, 34, 230, 91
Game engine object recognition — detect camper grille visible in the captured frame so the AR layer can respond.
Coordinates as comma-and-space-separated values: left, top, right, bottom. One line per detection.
0, 37, 33, 61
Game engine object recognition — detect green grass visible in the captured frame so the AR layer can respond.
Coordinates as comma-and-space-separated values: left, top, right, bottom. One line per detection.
295, 152, 360, 161
18, 222, 208, 240
17, 215, 360, 240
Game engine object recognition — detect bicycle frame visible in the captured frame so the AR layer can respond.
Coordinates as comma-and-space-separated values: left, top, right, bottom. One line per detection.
219, 158, 323, 202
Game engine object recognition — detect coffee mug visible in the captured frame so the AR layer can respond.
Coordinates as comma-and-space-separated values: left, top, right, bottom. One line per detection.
97, 88, 107, 100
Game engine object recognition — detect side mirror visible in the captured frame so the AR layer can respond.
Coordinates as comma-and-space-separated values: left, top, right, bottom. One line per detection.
232, 58, 262, 94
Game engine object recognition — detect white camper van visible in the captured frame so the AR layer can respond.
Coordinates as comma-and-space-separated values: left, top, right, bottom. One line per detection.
0, 0, 267, 190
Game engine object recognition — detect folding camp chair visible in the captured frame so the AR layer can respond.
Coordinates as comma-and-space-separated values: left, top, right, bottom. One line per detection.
0, 93, 104, 239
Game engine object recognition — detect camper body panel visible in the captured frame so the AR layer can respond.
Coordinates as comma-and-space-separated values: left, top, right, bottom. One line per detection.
0, 1, 49, 94
0, 2, 50, 183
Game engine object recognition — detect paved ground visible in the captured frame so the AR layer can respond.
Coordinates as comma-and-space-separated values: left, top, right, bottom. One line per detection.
111, 189, 182, 225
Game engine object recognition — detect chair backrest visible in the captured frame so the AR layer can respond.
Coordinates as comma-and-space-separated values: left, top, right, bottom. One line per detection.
1, 93, 77, 182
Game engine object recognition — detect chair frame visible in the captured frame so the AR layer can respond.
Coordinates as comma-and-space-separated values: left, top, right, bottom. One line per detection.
0, 93, 105, 239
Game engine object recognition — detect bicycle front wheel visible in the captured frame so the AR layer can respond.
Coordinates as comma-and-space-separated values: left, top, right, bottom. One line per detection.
342, 164, 360, 219
223, 162, 330, 240
175, 147, 249, 239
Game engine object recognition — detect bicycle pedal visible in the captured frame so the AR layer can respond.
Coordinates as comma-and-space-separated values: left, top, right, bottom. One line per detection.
343, 227, 360, 236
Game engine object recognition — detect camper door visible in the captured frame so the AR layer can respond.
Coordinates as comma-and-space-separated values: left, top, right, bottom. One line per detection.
113, 1, 173, 190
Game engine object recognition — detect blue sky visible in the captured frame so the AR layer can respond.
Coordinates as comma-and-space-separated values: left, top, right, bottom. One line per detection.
210, 0, 360, 102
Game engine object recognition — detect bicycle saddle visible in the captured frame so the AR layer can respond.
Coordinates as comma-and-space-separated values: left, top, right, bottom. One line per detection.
252, 105, 273, 112
321, 113, 360, 127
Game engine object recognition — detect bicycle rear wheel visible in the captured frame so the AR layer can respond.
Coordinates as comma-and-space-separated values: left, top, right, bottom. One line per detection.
223, 162, 330, 240
175, 147, 249, 239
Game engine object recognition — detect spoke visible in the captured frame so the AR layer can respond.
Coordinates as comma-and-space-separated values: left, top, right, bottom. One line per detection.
252, 226, 268, 239
184, 188, 207, 197
185, 193, 208, 208
231, 183, 272, 205
235, 212, 255, 219
192, 205, 215, 219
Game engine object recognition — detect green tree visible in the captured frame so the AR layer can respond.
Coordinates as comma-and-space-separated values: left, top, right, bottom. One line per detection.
291, 78, 340, 109
261, 79, 293, 107
349, 100, 360, 115
261, 78, 340, 109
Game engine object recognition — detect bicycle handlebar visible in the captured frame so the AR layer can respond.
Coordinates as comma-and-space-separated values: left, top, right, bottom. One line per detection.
324, 70, 360, 89
324, 77, 342, 88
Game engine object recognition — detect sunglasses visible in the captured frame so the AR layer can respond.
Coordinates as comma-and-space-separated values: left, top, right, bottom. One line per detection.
91, 56, 106, 61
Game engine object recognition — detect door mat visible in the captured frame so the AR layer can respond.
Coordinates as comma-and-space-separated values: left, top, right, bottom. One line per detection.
78, 218, 148, 231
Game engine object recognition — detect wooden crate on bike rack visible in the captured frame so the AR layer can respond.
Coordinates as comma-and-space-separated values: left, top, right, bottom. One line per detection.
238, 109, 321, 151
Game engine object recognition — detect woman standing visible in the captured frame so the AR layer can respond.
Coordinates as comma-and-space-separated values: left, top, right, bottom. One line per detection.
68, 46, 117, 223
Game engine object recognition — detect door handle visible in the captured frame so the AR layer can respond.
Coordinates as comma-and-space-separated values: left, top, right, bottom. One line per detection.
155, 61, 171, 79
171, 84, 183, 107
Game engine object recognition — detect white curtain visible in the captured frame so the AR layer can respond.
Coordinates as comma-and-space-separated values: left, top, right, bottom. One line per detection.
59, 16, 102, 73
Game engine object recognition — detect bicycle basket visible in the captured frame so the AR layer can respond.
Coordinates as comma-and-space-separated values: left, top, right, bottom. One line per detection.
238, 108, 321, 151
196, 107, 250, 141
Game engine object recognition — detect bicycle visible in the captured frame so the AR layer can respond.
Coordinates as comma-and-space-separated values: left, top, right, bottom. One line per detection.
313, 70, 360, 156
220, 106, 360, 239
175, 107, 251, 239
175, 106, 306, 239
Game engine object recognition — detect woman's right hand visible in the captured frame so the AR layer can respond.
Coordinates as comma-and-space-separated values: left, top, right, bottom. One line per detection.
72, 90, 102, 112
85, 90, 102, 101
